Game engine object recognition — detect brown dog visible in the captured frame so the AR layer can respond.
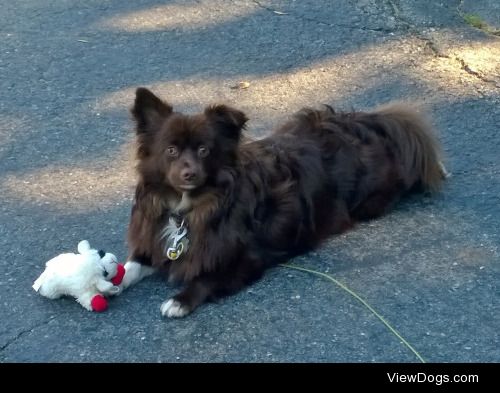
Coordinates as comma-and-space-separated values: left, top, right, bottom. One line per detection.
120, 88, 445, 317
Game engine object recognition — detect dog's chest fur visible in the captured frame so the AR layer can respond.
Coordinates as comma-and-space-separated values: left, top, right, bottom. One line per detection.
161, 190, 224, 282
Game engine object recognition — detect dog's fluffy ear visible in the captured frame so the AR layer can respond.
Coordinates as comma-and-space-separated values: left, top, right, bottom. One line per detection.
131, 88, 173, 134
204, 105, 248, 141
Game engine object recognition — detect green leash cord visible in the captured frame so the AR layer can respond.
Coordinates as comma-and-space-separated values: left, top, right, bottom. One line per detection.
279, 263, 426, 363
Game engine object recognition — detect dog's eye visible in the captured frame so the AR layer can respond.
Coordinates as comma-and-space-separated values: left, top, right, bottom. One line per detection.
167, 146, 178, 157
198, 146, 209, 158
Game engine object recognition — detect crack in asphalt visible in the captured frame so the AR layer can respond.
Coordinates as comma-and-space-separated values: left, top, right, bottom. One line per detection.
386, 0, 498, 89
454, 56, 499, 86
252, 0, 396, 33
417, 36, 499, 90
253, 0, 497, 89
386, 0, 414, 30
0, 316, 55, 354
250, 0, 498, 91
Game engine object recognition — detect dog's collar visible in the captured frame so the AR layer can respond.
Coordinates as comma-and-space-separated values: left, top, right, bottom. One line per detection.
170, 211, 184, 226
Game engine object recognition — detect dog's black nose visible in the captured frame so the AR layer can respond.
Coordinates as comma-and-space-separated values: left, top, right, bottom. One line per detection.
181, 169, 196, 182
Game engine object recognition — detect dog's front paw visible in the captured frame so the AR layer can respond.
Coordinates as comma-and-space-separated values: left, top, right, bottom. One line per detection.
160, 298, 190, 318
102, 285, 121, 296
107, 285, 123, 296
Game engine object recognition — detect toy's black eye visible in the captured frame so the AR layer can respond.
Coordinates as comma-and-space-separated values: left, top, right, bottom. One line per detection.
102, 269, 109, 278
98, 250, 105, 258
198, 145, 209, 158
167, 146, 179, 157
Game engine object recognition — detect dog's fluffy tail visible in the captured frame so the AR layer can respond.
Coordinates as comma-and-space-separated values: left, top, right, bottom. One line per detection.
373, 103, 446, 192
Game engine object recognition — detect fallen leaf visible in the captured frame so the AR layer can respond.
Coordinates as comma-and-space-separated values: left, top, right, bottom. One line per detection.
230, 81, 251, 90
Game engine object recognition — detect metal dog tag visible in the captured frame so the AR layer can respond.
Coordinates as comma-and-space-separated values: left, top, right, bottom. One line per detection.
164, 221, 189, 261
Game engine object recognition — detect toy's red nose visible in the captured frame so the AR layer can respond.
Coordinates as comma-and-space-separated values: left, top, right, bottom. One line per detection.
111, 264, 125, 286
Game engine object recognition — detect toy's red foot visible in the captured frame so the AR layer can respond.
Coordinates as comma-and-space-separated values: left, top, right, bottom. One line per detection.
111, 264, 125, 286
91, 294, 108, 312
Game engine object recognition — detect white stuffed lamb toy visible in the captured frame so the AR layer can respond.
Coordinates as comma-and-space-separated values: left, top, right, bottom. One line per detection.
33, 240, 125, 312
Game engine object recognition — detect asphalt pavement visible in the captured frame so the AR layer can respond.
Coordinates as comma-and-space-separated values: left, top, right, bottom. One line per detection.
0, 0, 499, 362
